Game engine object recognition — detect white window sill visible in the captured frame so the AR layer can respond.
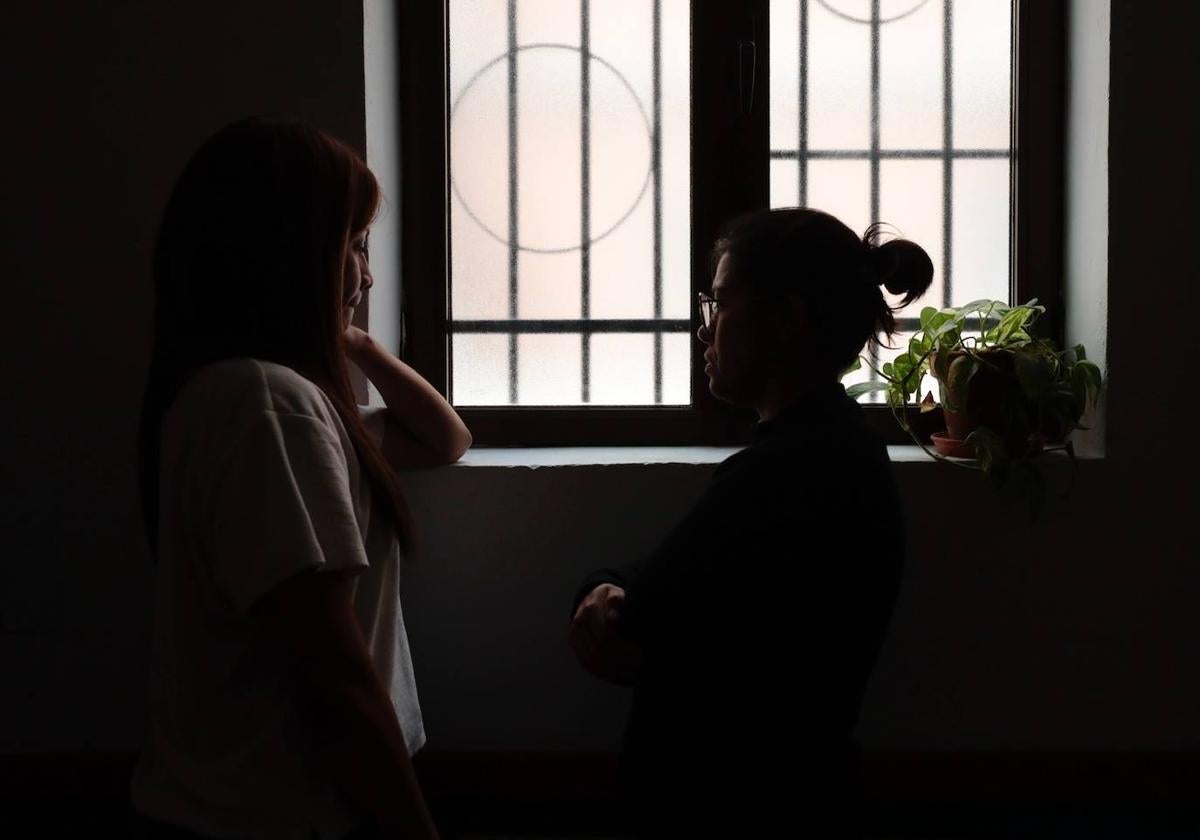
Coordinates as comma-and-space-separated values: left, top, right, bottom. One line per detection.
453, 446, 741, 467
445, 444, 991, 468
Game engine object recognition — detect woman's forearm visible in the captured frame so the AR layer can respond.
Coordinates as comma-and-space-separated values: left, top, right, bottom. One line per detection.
345, 328, 472, 462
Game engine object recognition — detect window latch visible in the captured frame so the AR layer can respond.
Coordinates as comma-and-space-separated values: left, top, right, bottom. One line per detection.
738, 38, 756, 115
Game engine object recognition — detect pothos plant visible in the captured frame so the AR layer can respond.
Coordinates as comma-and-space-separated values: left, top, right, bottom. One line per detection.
844, 299, 1103, 491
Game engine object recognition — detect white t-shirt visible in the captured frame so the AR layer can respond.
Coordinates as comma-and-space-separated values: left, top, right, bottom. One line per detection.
131, 358, 425, 839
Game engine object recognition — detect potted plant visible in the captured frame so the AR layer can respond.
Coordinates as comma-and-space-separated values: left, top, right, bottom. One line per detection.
846, 299, 1103, 487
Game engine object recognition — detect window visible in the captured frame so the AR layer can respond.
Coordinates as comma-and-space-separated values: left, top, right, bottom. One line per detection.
447, 0, 691, 409
772, 0, 1013, 402
397, 0, 1063, 445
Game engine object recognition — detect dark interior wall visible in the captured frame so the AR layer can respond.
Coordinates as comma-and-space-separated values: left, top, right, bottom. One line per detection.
1, 1, 367, 750
1106, 0, 1197, 466
1, 0, 1199, 761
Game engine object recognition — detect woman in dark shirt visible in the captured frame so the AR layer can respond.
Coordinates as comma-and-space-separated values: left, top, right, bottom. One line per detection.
569, 208, 933, 837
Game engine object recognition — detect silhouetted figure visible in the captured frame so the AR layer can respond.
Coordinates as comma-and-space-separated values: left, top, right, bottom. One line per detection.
132, 119, 470, 839
570, 208, 933, 837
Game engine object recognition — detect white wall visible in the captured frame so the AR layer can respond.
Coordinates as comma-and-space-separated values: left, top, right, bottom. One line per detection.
3, 0, 1199, 755
363, 0, 403, 383
1065, 0, 1110, 456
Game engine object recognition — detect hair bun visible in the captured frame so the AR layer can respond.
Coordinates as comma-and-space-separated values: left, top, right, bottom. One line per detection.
864, 233, 934, 308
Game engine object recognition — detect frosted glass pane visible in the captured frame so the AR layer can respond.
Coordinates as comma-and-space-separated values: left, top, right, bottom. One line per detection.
588, 1, 656, 261
809, 0, 871, 149
880, 0, 942, 150
518, 334, 583, 405
449, 0, 691, 406
590, 334, 655, 405
880, 159, 943, 315
953, 0, 1012, 149
518, 0, 580, 46
770, 0, 800, 152
449, 0, 510, 320
449, 0, 508, 102
952, 158, 1009, 306
662, 331, 691, 405
517, 250, 581, 318
516, 47, 581, 252
807, 160, 871, 236
590, 197, 653, 319
450, 191, 509, 319
771, 159, 800, 209
660, 0, 692, 320
452, 334, 509, 405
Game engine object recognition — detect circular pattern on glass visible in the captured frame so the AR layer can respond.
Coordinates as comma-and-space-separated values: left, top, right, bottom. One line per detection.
450, 43, 654, 254
815, 0, 933, 25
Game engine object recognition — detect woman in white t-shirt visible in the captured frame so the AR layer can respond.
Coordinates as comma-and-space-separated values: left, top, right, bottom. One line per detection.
132, 119, 470, 839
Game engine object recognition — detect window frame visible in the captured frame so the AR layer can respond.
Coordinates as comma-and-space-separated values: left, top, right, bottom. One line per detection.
396, 0, 1064, 447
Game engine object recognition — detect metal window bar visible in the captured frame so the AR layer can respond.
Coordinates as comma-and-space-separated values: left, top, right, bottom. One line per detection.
772, 148, 1008, 160
798, 0, 808, 206
652, 0, 664, 404
866, 0, 883, 397
506, 0, 519, 403
454, 319, 691, 334
942, 0, 954, 309
581, 0, 592, 402
869, 0, 881, 227
451, 315, 990, 336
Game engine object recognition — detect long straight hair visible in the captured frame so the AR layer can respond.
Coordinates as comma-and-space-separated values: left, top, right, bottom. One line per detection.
139, 118, 411, 558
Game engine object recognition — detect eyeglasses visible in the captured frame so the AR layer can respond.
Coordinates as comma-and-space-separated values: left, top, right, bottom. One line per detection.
698, 292, 720, 331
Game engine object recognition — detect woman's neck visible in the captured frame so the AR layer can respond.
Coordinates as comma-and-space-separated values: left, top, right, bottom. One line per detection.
754, 370, 839, 422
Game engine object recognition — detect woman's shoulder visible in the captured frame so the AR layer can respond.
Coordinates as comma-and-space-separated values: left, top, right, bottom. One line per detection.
172, 358, 338, 428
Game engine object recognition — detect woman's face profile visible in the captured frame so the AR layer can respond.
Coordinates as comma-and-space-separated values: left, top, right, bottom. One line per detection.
342, 229, 373, 326
699, 253, 782, 407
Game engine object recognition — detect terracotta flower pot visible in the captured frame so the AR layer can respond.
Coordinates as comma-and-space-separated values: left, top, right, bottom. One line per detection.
930, 349, 1043, 459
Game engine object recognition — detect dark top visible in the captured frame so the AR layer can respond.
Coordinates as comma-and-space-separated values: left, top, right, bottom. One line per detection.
573, 383, 905, 835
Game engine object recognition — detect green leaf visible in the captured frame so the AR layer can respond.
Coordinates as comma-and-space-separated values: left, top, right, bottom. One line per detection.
1013, 350, 1052, 399
994, 306, 1035, 345
1041, 390, 1081, 440
893, 352, 927, 397
840, 356, 863, 378
967, 427, 1010, 486
846, 381, 892, 400
1071, 360, 1103, 410
956, 299, 997, 317
943, 354, 978, 413
924, 309, 955, 336
933, 319, 961, 340
931, 350, 952, 385
1072, 344, 1088, 362
919, 306, 938, 329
